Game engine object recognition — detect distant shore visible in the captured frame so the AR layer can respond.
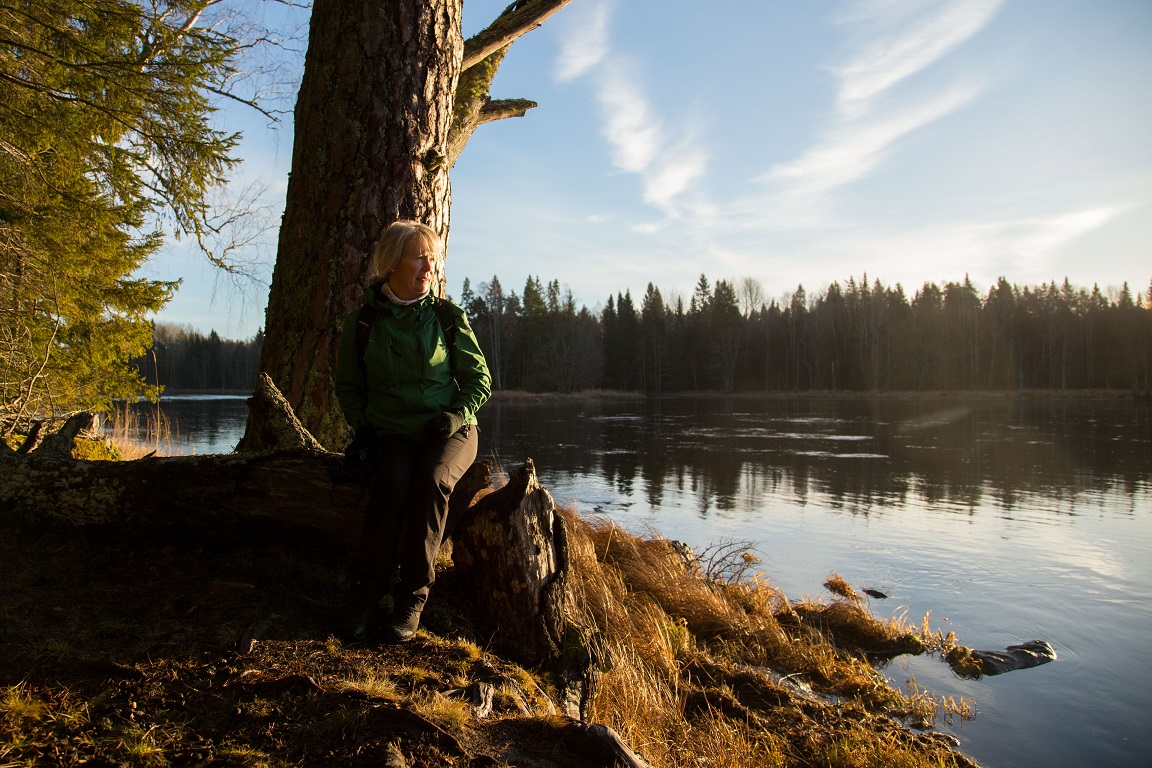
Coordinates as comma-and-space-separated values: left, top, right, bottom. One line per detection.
488, 387, 1149, 402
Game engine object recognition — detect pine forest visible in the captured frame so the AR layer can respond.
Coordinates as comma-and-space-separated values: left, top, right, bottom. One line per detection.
143, 273, 1151, 396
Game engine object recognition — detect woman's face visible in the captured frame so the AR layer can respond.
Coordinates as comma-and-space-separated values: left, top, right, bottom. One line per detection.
388, 238, 437, 300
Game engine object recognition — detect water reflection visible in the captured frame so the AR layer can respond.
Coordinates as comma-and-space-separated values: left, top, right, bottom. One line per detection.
118, 395, 249, 455
478, 397, 1151, 523
478, 396, 1152, 768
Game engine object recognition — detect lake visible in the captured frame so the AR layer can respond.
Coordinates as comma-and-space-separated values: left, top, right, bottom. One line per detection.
128, 393, 1152, 768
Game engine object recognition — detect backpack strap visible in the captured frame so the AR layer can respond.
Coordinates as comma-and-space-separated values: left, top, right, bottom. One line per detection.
354, 304, 379, 375
430, 296, 458, 372
354, 296, 457, 374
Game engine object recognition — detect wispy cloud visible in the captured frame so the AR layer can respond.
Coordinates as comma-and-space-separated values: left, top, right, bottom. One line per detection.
752, 0, 1002, 223
782, 205, 1128, 291
595, 65, 708, 219
555, 3, 708, 222
764, 80, 982, 207
554, 0, 613, 82
595, 66, 662, 173
833, 0, 1004, 117
643, 144, 707, 211
972, 206, 1126, 269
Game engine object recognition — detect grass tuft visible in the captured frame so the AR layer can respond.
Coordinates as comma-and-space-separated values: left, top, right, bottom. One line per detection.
552, 509, 976, 767
1, 685, 45, 725
104, 403, 178, 459
824, 572, 860, 600
412, 690, 473, 734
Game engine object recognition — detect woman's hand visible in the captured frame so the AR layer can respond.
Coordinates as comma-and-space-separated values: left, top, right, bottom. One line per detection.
425, 411, 465, 439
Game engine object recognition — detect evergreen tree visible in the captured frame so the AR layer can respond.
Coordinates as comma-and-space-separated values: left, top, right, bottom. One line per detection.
712, 280, 742, 392
785, 285, 808, 390
639, 283, 666, 392
684, 274, 712, 389
0, 0, 258, 429
518, 276, 549, 390
615, 291, 640, 390
475, 276, 509, 391
909, 283, 944, 390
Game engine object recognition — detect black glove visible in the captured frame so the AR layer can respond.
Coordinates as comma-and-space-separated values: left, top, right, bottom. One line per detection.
425, 410, 465, 439
339, 425, 377, 483
347, 425, 376, 456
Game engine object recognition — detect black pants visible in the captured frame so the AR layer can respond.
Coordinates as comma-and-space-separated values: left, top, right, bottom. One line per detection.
352, 427, 478, 610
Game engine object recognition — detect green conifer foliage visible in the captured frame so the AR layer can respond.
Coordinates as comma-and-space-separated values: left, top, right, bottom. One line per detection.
1, 0, 244, 429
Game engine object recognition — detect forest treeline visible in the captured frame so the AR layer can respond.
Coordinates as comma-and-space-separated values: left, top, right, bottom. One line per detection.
136, 324, 264, 392
142, 273, 1152, 396
459, 273, 1152, 394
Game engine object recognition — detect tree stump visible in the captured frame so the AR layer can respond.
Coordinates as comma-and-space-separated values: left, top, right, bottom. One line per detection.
451, 459, 569, 664
449, 459, 602, 720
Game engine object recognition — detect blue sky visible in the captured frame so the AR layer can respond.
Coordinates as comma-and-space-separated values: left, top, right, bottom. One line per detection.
151, 0, 1152, 338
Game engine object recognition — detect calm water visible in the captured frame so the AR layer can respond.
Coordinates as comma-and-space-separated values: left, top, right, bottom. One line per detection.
134, 394, 1152, 768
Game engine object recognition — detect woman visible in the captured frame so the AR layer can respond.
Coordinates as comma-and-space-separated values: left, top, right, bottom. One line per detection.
334, 220, 491, 643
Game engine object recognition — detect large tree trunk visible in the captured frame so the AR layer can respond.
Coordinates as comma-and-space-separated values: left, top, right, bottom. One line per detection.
247, 0, 575, 451
255, 0, 462, 450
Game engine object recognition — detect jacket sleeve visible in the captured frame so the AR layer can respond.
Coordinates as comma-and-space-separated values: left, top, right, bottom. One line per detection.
334, 310, 369, 430
450, 304, 491, 424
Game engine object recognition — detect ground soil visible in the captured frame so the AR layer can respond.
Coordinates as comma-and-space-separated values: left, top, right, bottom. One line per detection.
0, 520, 609, 767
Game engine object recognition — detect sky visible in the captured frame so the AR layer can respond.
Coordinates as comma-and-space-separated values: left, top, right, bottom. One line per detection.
150, 0, 1152, 338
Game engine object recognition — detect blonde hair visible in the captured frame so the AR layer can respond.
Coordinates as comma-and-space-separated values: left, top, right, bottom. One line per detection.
372, 220, 441, 278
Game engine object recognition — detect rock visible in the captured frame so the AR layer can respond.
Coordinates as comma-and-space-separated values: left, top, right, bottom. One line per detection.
970, 640, 1057, 675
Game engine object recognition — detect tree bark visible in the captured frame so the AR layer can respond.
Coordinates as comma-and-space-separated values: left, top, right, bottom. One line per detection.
254, 0, 462, 451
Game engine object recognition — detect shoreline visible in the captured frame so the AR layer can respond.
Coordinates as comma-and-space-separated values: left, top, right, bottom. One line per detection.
150, 387, 1149, 402
146, 386, 1152, 405
488, 387, 1148, 402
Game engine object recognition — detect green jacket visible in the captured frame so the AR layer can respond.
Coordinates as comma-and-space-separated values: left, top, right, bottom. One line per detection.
334, 284, 491, 439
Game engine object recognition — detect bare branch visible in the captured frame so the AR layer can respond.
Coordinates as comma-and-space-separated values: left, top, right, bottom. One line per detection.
478, 98, 537, 126
462, 0, 576, 72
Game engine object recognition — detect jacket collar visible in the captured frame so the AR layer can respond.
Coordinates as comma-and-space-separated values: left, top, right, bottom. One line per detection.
365, 279, 433, 311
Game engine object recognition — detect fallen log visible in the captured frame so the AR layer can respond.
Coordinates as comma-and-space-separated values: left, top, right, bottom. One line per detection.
2, 377, 603, 722
0, 377, 489, 551
3, 443, 351, 544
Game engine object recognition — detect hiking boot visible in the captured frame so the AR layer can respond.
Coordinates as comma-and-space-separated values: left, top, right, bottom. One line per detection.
338, 581, 380, 644
386, 600, 423, 643
338, 615, 371, 644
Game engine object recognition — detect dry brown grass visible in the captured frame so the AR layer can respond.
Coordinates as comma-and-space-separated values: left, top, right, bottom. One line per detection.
824, 572, 860, 600
104, 402, 178, 458
551, 511, 977, 768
